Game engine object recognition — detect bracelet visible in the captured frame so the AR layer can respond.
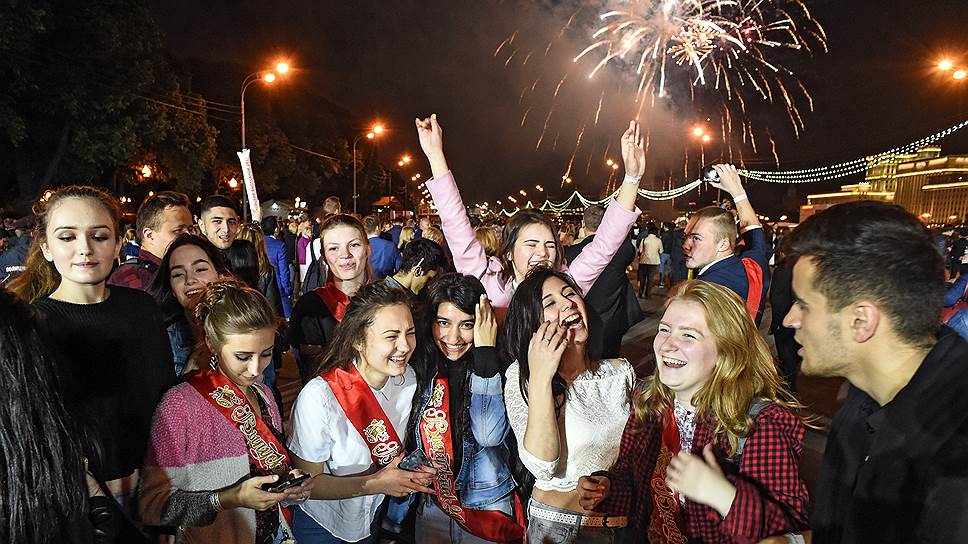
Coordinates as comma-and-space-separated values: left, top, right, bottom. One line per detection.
732, 193, 748, 204
209, 491, 223, 513
623, 174, 641, 185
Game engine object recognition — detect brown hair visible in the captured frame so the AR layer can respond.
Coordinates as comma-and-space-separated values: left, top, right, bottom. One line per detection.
690, 206, 738, 248
234, 223, 272, 277
474, 226, 499, 258
193, 278, 280, 352
316, 281, 413, 375
319, 214, 373, 283
136, 190, 190, 243
9, 186, 121, 303
634, 280, 807, 457
421, 226, 445, 246
497, 209, 564, 283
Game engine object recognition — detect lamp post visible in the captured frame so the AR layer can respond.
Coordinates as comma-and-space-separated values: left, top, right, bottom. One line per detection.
352, 124, 384, 214
240, 61, 290, 220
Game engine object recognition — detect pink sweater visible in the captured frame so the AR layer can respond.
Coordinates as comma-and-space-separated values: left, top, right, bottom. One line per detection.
139, 381, 284, 543
426, 170, 641, 307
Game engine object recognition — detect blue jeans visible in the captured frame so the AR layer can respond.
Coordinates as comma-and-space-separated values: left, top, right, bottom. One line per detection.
659, 253, 671, 279
526, 499, 624, 544
292, 506, 380, 544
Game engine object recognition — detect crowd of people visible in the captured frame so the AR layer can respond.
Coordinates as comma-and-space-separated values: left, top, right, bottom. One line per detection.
0, 116, 966, 544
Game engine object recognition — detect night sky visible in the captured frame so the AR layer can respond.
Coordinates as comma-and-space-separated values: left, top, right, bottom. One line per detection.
150, 0, 968, 215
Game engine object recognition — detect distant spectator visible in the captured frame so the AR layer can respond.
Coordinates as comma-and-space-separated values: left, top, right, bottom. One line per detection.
398, 226, 415, 250
259, 216, 293, 318
109, 191, 192, 292
197, 195, 240, 251
422, 226, 445, 246
321, 196, 341, 219
384, 238, 448, 296
363, 215, 400, 279
474, 225, 499, 258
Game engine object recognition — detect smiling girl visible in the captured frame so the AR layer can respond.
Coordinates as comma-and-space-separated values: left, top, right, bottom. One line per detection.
10, 185, 175, 513
288, 282, 434, 543
289, 214, 373, 384
578, 281, 810, 543
415, 115, 645, 309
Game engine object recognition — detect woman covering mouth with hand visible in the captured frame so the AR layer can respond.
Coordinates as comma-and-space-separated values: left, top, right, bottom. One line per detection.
577, 280, 810, 544
406, 273, 525, 543
500, 268, 636, 543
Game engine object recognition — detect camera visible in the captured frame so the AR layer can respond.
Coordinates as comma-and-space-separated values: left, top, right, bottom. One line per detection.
701, 165, 720, 183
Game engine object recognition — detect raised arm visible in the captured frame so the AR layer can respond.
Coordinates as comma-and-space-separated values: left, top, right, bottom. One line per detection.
569, 121, 643, 294
710, 165, 761, 232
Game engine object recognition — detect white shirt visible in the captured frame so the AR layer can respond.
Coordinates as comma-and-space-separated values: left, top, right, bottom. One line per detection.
288, 366, 417, 542
504, 359, 635, 492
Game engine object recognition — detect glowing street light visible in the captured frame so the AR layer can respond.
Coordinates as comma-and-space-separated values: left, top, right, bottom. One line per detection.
939, 59, 954, 71
954, 70, 967, 80
228, 177, 240, 189
275, 62, 290, 74
536, 185, 544, 192
692, 126, 705, 137
519, 190, 527, 196
263, 72, 276, 83
373, 124, 384, 135
606, 158, 614, 166
353, 124, 385, 213
702, 134, 712, 143
611, 163, 619, 170
140, 164, 153, 178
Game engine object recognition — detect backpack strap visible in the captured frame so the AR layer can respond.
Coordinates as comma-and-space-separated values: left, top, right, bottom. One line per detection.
736, 398, 771, 457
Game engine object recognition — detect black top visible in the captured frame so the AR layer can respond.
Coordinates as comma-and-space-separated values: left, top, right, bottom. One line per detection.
288, 290, 337, 348
33, 286, 175, 481
811, 327, 968, 543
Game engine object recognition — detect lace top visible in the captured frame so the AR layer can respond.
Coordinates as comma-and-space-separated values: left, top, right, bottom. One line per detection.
504, 359, 635, 491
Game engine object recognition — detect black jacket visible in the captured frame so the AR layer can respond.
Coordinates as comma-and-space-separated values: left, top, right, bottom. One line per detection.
812, 327, 968, 543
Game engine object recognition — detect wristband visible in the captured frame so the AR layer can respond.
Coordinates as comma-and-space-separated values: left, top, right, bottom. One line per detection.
209, 491, 223, 513
732, 193, 748, 204
623, 174, 641, 185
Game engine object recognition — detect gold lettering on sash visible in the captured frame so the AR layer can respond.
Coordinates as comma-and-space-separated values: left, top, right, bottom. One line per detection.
364, 419, 400, 465
422, 382, 466, 523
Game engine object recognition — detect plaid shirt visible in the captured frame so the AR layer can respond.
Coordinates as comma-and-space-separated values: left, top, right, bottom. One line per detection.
599, 403, 809, 543
107, 248, 160, 291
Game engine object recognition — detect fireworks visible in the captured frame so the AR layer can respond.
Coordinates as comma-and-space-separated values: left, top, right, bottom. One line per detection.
576, 0, 826, 144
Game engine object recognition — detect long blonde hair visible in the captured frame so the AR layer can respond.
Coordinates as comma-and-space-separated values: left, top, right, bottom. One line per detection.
9, 186, 121, 303
234, 223, 272, 277
635, 280, 806, 457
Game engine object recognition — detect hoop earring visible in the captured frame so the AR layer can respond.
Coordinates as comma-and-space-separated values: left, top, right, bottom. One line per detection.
210, 355, 218, 371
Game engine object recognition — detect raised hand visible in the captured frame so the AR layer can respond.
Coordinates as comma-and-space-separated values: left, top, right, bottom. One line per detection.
367, 453, 436, 498
415, 114, 445, 162
621, 120, 646, 180
527, 321, 566, 384
474, 294, 497, 348
577, 474, 611, 512
708, 164, 744, 197
665, 443, 737, 517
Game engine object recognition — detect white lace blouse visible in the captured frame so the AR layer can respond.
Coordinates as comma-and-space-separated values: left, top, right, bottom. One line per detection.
504, 359, 635, 492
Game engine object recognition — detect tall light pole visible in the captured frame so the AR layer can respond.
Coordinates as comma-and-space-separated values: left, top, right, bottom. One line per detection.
240, 61, 290, 220
352, 124, 384, 214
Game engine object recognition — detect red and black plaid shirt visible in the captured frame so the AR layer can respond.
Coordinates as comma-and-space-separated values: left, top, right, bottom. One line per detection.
599, 403, 809, 543
107, 248, 161, 291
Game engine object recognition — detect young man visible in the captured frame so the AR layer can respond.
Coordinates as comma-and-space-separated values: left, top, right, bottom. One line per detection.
683, 164, 770, 325
197, 195, 240, 251
109, 191, 192, 290
363, 215, 400, 280
383, 238, 447, 296
783, 200, 968, 543
260, 216, 293, 319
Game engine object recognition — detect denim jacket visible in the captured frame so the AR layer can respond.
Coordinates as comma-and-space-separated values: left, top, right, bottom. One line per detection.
414, 348, 515, 508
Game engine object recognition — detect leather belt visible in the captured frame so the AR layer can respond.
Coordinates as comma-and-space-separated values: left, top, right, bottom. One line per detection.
528, 502, 628, 528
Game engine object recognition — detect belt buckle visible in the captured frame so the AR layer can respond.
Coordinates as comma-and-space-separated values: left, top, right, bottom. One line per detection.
601, 515, 619, 528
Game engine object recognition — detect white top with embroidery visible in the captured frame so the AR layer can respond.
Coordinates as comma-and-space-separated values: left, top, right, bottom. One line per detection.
505, 359, 635, 492
288, 365, 416, 542
674, 397, 697, 454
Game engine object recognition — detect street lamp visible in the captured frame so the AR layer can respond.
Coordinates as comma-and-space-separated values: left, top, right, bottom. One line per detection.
939, 59, 954, 71
240, 60, 292, 220
955, 70, 967, 81
352, 124, 385, 214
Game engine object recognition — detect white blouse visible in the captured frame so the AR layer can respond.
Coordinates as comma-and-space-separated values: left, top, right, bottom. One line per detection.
504, 359, 635, 492
288, 365, 417, 542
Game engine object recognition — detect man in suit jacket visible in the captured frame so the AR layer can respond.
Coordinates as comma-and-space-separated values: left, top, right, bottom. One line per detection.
260, 216, 293, 319
565, 204, 641, 358
363, 215, 401, 280
684, 164, 771, 326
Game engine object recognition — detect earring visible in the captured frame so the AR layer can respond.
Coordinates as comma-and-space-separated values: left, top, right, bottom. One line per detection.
210, 355, 218, 371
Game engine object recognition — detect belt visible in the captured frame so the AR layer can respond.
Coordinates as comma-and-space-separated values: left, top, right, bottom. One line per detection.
528, 502, 628, 528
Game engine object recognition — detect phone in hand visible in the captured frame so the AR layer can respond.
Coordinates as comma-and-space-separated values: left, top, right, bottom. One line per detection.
398, 449, 432, 472
261, 472, 311, 493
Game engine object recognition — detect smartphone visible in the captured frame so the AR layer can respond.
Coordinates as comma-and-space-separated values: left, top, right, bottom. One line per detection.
398, 449, 432, 472
261, 472, 311, 493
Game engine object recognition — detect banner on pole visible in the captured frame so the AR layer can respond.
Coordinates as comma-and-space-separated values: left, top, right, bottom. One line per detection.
237, 148, 262, 221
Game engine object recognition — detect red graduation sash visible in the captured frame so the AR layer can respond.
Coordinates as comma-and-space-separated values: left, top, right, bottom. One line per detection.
188, 370, 290, 475
420, 374, 525, 543
314, 282, 351, 321
648, 410, 687, 544
320, 364, 403, 466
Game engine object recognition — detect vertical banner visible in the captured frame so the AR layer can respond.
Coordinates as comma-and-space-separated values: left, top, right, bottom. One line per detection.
237, 148, 262, 221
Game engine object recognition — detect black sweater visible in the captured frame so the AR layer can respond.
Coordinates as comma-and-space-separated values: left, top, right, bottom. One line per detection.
33, 286, 175, 482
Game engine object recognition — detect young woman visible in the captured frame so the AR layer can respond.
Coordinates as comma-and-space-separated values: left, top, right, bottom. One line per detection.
409, 274, 524, 543
226, 238, 285, 318
415, 115, 645, 308
8, 185, 174, 513
288, 282, 435, 543
150, 234, 232, 375
289, 214, 373, 383
578, 280, 810, 543
500, 268, 636, 543
234, 223, 286, 317
140, 279, 314, 543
